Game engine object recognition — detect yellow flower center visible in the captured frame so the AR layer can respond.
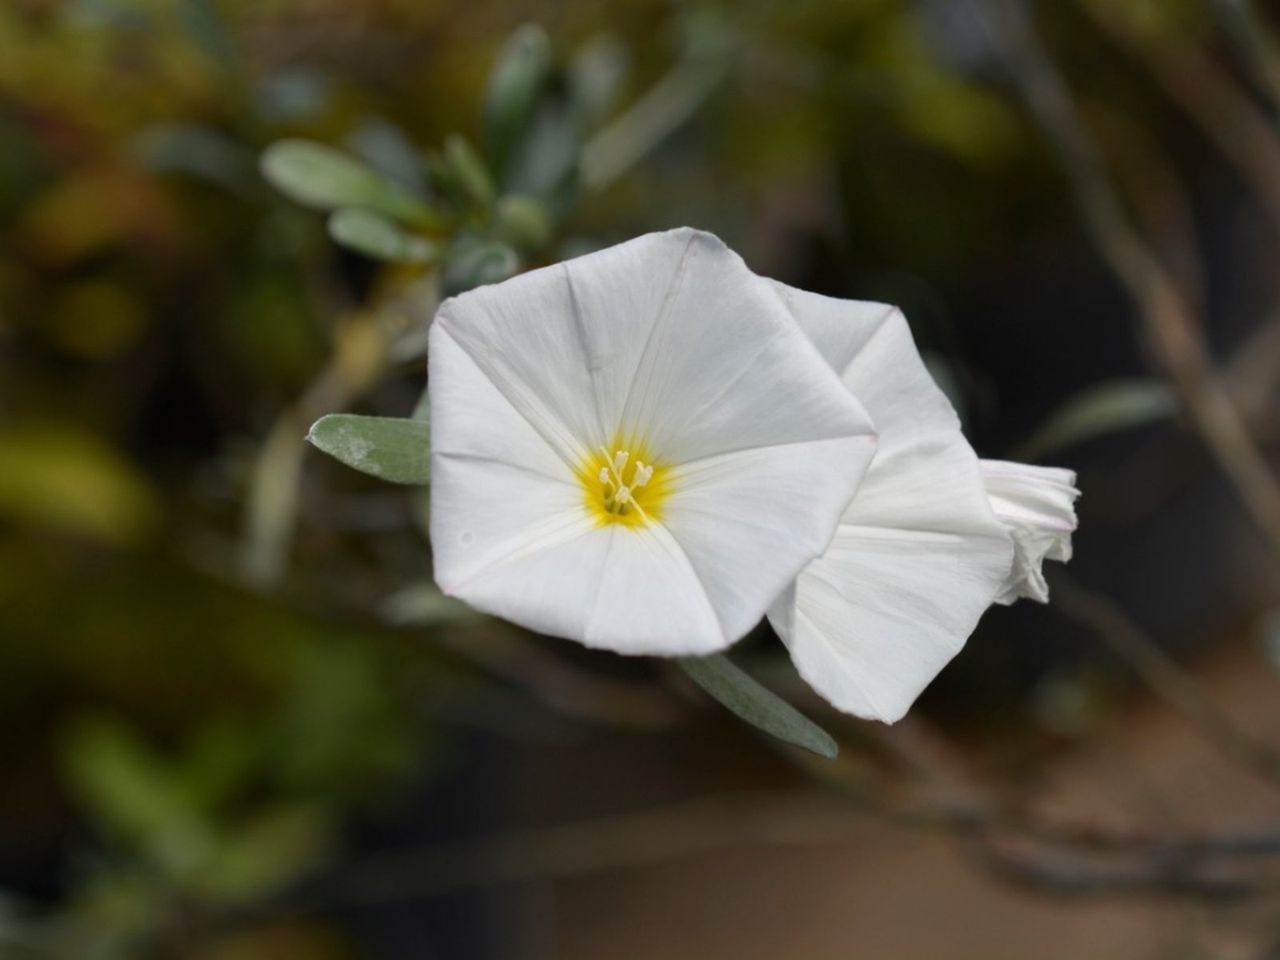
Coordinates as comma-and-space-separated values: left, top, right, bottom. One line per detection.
581, 441, 674, 528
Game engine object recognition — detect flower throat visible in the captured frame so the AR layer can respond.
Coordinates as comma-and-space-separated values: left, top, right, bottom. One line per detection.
582, 443, 673, 528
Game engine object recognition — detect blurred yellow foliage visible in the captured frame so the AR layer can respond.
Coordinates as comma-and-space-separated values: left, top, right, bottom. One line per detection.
0, 424, 159, 546
48, 278, 147, 357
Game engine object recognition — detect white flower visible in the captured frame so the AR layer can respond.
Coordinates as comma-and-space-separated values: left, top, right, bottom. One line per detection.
764, 284, 1079, 723
428, 229, 878, 656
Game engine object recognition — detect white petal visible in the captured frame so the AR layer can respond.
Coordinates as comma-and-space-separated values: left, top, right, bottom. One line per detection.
661, 433, 878, 645
427, 324, 573, 485
766, 285, 1014, 723
981, 459, 1080, 604
581, 523, 726, 655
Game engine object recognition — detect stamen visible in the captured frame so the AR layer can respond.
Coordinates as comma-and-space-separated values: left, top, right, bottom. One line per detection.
587, 445, 664, 526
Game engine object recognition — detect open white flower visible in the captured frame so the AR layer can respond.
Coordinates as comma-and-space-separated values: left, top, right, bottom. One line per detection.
765, 285, 1080, 723
428, 229, 878, 656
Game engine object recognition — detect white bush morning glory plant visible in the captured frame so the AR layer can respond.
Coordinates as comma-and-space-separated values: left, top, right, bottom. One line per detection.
306, 228, 1077, 755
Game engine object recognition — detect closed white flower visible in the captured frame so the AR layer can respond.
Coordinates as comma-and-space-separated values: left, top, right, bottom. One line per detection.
766, 285, 1080, 723
981, 460, 1080, 605
429, 229, 878, 656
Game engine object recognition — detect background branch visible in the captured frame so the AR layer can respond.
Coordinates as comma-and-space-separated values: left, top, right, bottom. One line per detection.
977, 0, 1280, 560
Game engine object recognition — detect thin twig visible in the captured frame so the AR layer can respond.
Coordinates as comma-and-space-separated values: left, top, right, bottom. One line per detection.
976, 0, 1280, 560
1050, 572, 1280, 790
1206, 0, 1280, 116
969, 839, 1280, 902
429, 622, 681, 730
1229, 314, 1280, 429
309, 791, 861, 906
293, 779, 1280, 909
1078, 0, 1280, 236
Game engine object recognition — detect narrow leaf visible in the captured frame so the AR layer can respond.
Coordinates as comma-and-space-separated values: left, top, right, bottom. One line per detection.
443, 135, 496, 209
568, 34, 630, 124
180, 0, 239, 75
678, 653, 838, 759
261, 139, 437, 225
380, 584, 478, 627
306, 414, 429, 485
1016, 379, 1177, 459
440, 239, 519, 298
411, 387, 431, 422
328, 208, 436, 264
494, 194, 553, 251
485, 25, 553, 185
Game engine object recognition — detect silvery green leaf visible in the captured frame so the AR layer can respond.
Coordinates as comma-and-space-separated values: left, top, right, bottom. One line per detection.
349, 118, 428, 194
1017, 379, 1176, 459
380, 584, 477, 626
411, 388, 431, 422
493, 194, 552, 251
257, 69, 332, 123
485, 25, 552, 185
133, 123, 256, 193
179, 0, 238, 75
440, 239, 519, 298
328, 208, 435, 264
443, 135, 496, 209
678, 653, 838, 759
306, 414, 430, 485
261, 139, 437, 226
569, 34, 630, 123
504, 94, 581, 215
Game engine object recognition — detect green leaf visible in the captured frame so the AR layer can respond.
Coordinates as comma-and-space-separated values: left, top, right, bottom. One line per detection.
306, 414, 430, 485
261, 139, 438, 226
133, 123, 257, 193
176, 719, 261, 814
485, 25, 553, 186
179, 0, 239, 75
493, 194, 553, 251
61, 717, 214, 876
504, 93, 582, 215
380, 583, 479, 626
411, 386, 431, 422
196, 806, 330, 903
678, 653, 838, 759
1016, 379, 1177, 459
328, 208, 436, 264
443, 135, 496, 209
569, 34, 630, 124
440, 239, 519, 298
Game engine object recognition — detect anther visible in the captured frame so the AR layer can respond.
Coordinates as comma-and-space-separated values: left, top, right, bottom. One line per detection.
613, 450, 629, 474
598, 467, 611, 485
